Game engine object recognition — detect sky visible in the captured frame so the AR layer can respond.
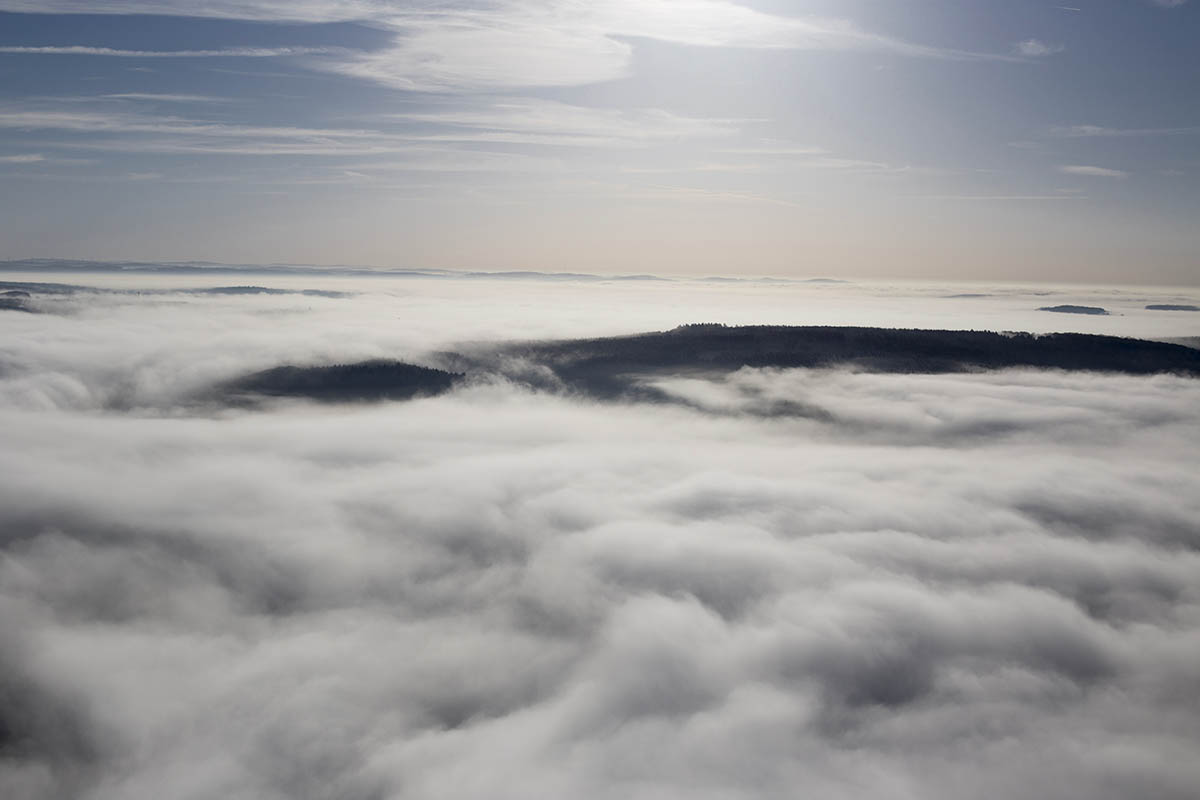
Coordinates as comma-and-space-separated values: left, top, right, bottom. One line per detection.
0, 1, 1198, 283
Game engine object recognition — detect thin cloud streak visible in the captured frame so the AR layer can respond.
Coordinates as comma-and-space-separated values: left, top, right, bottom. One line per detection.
908, 194, 1088, 201
1059, 165, 1129, 178
1051, 124, 1200, 137
0, 104, 738, 157
0, 0, 387, 21
0, 45, 340, 58
1013, 39, 1064, 57
386, 100, 739, 147
102, 93, 235, 103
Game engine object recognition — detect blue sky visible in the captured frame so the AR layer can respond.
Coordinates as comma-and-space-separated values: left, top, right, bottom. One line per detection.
0, 0, 1197, 283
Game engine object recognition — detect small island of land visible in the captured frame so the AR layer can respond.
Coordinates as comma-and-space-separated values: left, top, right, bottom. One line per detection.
1039, 305, 1109, 315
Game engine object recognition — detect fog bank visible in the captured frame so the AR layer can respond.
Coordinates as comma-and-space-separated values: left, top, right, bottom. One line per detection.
1, 273, 1198, 800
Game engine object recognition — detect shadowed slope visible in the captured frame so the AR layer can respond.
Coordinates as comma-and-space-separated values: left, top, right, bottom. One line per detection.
1040, 305, 1109, 315
459, 325, 1200, 399
225, 360, 462, 403
219, 327, 1200, 407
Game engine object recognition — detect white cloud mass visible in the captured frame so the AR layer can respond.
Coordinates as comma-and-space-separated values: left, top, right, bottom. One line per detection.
1, 273, 1199, 799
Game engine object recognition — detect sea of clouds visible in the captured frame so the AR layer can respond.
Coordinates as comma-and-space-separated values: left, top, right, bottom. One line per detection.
2, 272, 1199, 799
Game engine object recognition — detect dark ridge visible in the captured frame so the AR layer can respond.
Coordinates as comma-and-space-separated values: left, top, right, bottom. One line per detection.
449, 325, 1200, 401
1039, 305, 1109, 315
698, 277, 824, 285
0, 280, 85, 295
0, 259, 670, 283
1147, 304, 1200, 312
184, 286, 352, 298
0, 258, 443, 279
223, 360, 462, 403
0, 281, 350, 300
457, 270, 669, 282
0, 297, 37, 313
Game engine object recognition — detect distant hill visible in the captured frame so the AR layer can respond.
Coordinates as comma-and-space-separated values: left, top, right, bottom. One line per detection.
216, 326, 1200, 408
223, 360, 462, 403
0, 290, 37, 312
1147, 304, 1199, 312
0, 280, 350, 300
453, 325, 1200, 399
1039, 305, 1109, 315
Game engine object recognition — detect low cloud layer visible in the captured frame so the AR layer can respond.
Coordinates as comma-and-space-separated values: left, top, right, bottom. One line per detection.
1, 274, 1199, 799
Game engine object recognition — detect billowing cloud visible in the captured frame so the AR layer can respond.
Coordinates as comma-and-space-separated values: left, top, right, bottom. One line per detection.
1, 274, 1199, 799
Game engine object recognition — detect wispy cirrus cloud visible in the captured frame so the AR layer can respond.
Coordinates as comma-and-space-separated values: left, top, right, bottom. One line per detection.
909, 193, 1088, 201
0, 153, 45, 163
0, 45, 338, 58
1060, 165, 1129, 178
325, 1, 1013, 92
1051, 124, 1200, 137
1013, 39, 1065, 58
709, 144, 897, 174
0, 102, 740, 157
0, 0, 1012, 92
101, 93, 234, 103
0, 0, 385, 21
386, 99, 739, 148
0, 109, 392, 154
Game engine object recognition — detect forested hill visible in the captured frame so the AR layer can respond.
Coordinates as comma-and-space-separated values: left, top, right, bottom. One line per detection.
224, 360, 462, 403
219, 326, 1200, 405
471, 325, 1200, 396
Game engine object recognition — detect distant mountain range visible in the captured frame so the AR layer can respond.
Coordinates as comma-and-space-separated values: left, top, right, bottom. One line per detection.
0, 259, 820, 284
